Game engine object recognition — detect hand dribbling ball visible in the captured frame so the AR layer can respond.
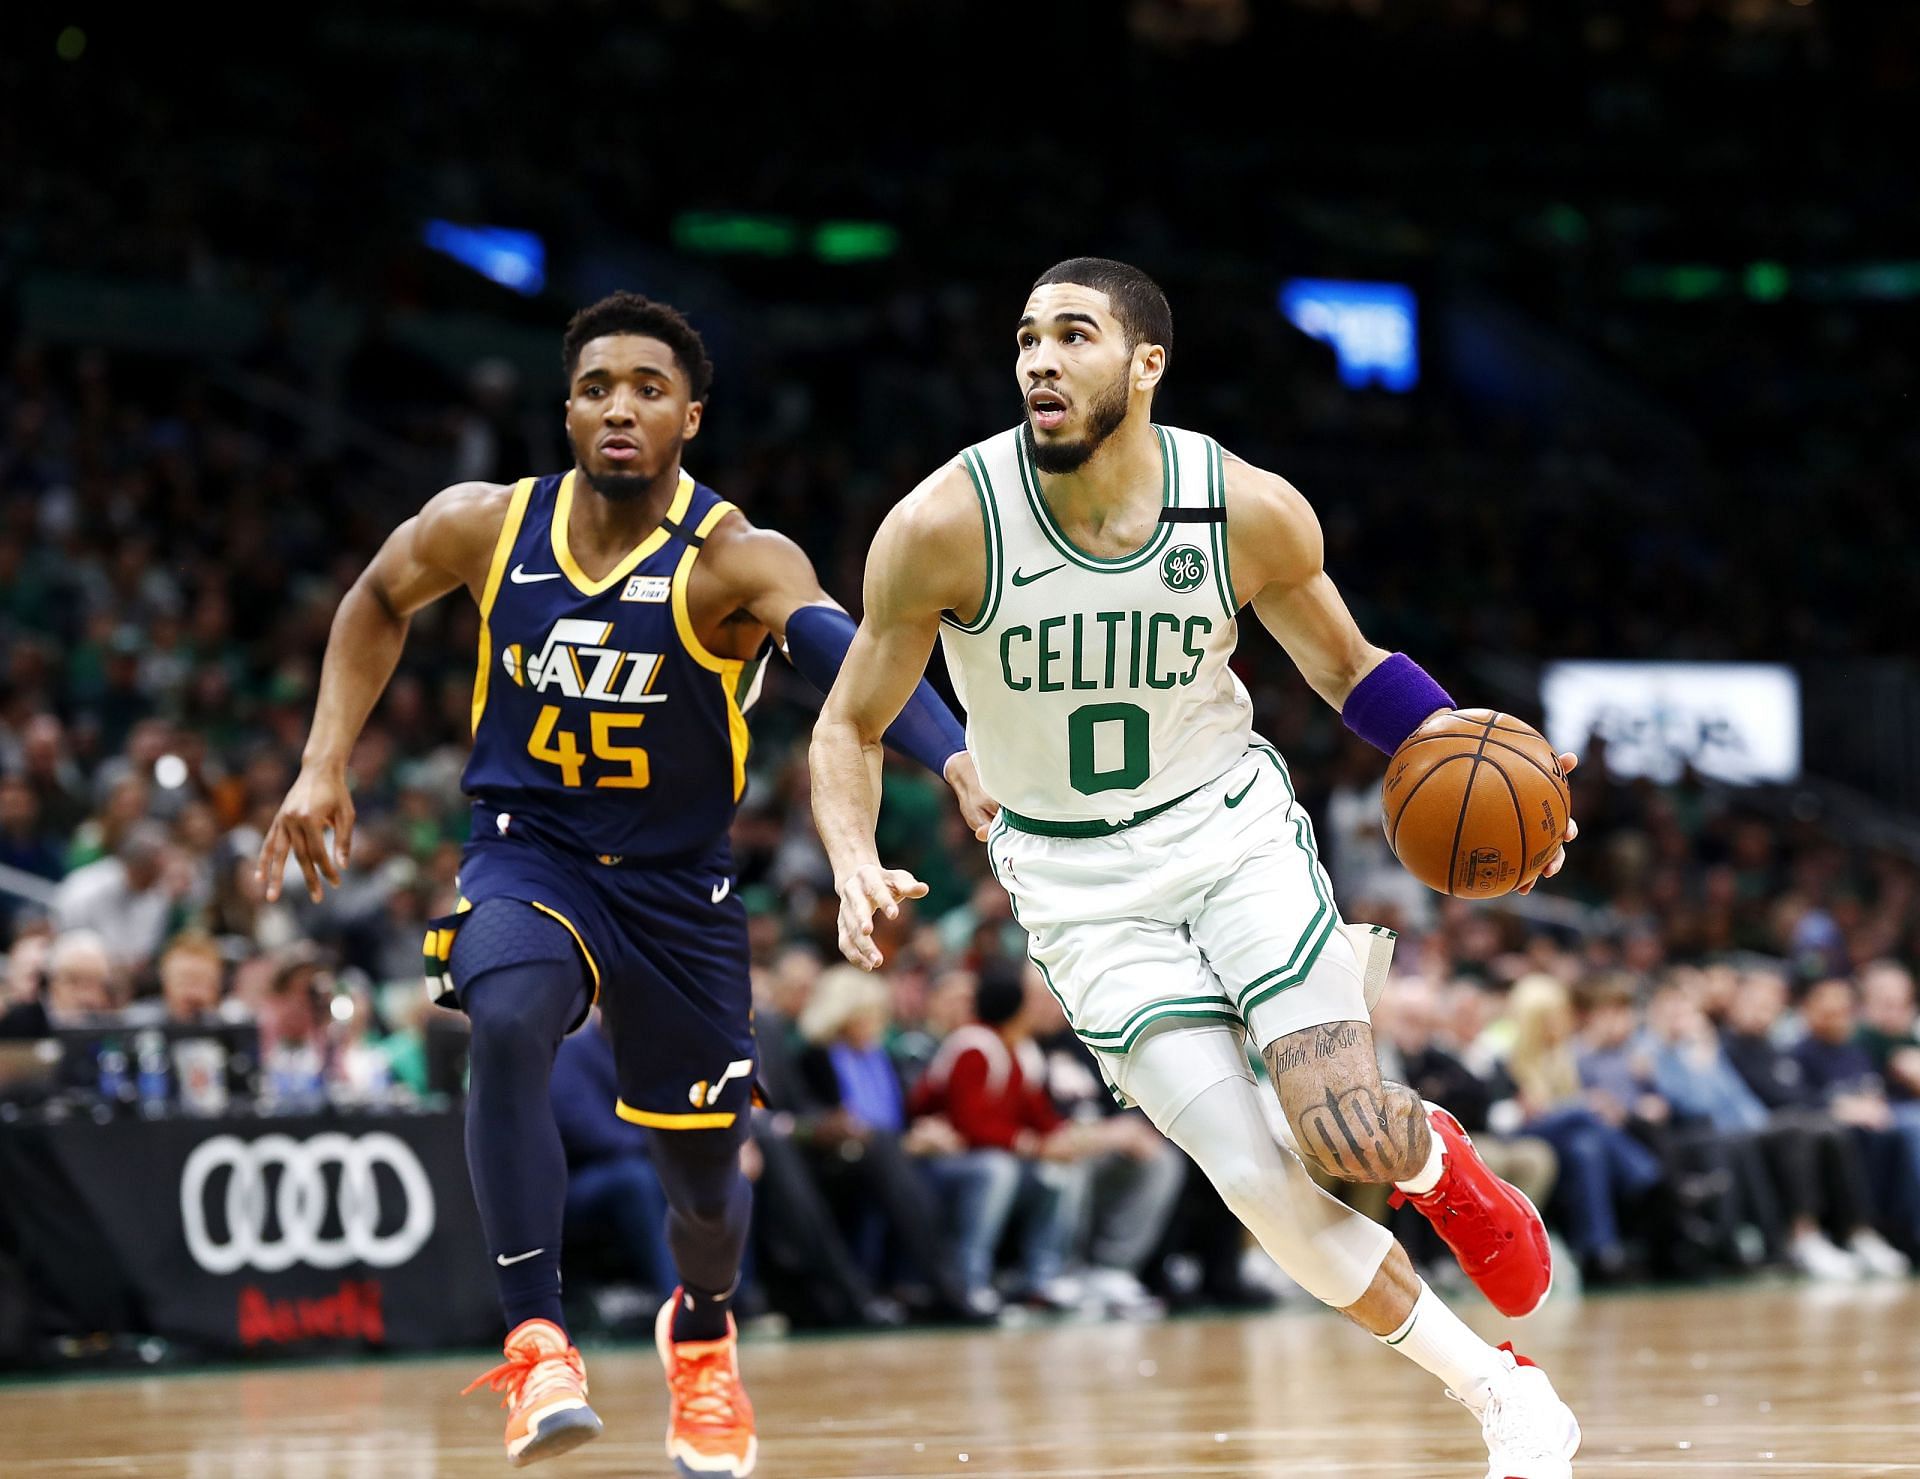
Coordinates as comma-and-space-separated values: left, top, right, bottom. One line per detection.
1382, 709, 1570, 898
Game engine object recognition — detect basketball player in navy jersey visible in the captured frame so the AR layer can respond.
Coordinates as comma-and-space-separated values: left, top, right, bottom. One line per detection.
258, 292, 990, 1473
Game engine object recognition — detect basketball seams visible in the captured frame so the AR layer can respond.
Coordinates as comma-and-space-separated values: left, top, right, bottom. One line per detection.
1443, 716, 1498, 896
1386, 752, 1473, 854
1384, 711, 1567, 896
1394, 731, 1566, 795
1480, 751, 1532, 890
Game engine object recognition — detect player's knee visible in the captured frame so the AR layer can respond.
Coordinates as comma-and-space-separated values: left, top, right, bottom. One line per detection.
667, 1171, 742, 1230
465, 974, 563, 1062
1205, 1150, 1284, 1215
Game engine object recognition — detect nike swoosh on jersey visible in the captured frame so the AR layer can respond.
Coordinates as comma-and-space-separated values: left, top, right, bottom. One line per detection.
1223, 775, 1257, 808
509, 564, 563, 584
496, 1248, 546, 1266
1010, 563, 1066, 587
711, 878, 731, 904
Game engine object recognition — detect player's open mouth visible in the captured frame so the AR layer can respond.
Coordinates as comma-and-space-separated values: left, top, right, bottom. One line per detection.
1028, 391, 1068, 431
599, 436, 640, 462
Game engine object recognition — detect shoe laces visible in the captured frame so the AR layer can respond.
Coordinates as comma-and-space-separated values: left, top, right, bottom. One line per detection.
671, 1343, 746, 1431
461, 1342, 584, 1408
1472, 1359, 1560, 1460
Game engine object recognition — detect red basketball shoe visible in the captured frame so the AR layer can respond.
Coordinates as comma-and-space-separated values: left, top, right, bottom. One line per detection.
1390, 1106, 1553, 1318
656, 1291, 757, 1476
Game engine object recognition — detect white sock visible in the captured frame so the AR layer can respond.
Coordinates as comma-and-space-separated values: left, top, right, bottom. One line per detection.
1393, 1107, 1445, 1196
1378, 1281, 1507, 1409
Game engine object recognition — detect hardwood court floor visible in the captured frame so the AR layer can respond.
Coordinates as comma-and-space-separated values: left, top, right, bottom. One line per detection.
8, 1282, 1920, 1477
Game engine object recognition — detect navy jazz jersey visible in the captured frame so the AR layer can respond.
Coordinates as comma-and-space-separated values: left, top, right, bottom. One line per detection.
463, 469, 768, 863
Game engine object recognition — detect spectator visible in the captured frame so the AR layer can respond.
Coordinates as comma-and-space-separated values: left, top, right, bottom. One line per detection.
1375, 974, 1557, 1261
793, 966, 978, 1318
0, 774, 62, 894
0, 930, 113, 1037
255, 947, 337, 1110
123, 932, 227, 1028
911, 961, 1097, 1311
1575, 974, 1671, 1137
1029, 975, 1186, 1319
745, 952, 934, 1328
1, 929, 53, 1015
14, 715, 88, 842
1721, 967, 1913, 1272
1791, 977, 1920, 1248
1323, 734, 1433, 934
1645, 979, 1878, 1279
52, 820, 183, 987
1500, 973, 1664, 1284
1857, 960, 1920, 1106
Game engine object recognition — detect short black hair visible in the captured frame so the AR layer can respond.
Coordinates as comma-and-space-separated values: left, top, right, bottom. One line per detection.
974, 958, 1027, 1027
1031, 257, 1173, 367
562, 291, 714, 402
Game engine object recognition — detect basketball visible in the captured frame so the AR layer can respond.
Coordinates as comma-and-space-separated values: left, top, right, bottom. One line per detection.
1382, 709, 1570, 898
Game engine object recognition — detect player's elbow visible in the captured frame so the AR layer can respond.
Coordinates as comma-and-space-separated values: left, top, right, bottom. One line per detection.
340, 570, 410, 633
809, 709, 881, 764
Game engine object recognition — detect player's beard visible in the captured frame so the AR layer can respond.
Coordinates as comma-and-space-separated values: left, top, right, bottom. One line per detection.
582, 468, 654, 502
576, 434, 680, 502
1021, 369, 1132, 475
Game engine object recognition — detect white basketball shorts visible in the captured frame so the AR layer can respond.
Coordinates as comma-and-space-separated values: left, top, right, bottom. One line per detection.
985, 740, 1371, 1121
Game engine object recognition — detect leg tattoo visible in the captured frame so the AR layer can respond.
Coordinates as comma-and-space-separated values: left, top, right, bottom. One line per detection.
1264, 1023, 1433, 1184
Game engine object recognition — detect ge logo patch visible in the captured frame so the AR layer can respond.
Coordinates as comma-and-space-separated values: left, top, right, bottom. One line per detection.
180, 1132, 437, 1274
1161, 544, 1208, 593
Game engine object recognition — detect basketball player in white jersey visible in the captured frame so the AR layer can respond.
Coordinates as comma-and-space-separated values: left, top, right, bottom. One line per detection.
810, 259, 1584, 1476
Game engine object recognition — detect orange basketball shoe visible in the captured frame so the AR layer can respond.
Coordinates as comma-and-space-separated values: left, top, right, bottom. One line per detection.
1390, 1106, 1553, 1318
461, 1318, 603, 1467
655, 1291, 757, 1476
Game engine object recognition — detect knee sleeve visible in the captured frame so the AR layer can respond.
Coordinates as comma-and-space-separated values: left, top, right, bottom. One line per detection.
1164, 1075, 1393, 1309
454, 899, 592, 1051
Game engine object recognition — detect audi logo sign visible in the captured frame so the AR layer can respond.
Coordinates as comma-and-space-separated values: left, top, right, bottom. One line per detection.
179, 1132, 438, 1275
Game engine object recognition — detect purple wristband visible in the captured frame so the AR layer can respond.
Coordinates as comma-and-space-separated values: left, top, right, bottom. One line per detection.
1342, 653, 1454, 755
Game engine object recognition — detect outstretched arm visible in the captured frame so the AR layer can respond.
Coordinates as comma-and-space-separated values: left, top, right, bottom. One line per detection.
811, 464, 985, 967
1227, 457, 1577, 892
258, 481, 507, 902
699, 514, 993, 832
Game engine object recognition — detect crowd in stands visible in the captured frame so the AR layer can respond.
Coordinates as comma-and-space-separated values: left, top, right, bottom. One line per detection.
5, 0, 1920, 1335
4, 316, 1919, 1327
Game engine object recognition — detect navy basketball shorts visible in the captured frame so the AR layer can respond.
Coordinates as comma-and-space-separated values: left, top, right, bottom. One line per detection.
424, 831, 755, 1131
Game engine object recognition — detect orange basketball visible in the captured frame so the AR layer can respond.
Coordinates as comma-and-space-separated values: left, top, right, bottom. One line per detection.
1381, 709, 1570, 898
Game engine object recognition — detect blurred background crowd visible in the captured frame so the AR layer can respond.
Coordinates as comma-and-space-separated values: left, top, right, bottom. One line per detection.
3, 0, 1918, 1341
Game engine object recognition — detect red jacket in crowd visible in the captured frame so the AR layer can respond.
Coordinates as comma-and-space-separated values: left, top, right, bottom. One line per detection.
910, 1023, 1062, 1151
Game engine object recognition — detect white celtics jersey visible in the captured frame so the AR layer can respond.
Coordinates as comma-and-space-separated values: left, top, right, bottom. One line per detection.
939, 424, 1251, 830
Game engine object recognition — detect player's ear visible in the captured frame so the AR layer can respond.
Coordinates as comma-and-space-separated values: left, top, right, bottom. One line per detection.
1133, 342, 1167, 394
682, 398, 704, 441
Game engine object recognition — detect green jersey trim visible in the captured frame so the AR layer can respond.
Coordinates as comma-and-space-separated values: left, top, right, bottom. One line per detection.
1083, 1006, 1248, 1057
1014, 424, 1176, 573
1206, 436, 1236, 620
1000, 781, 1202, 837
941, 446, 1004, 633
1234, 780, 1340, 1015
